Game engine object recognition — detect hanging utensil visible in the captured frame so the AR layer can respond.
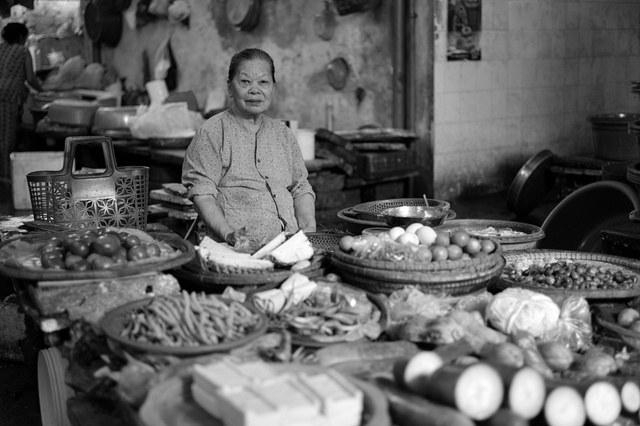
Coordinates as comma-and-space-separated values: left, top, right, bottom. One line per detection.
326, 57, 349, 90
314, 0, 337, 41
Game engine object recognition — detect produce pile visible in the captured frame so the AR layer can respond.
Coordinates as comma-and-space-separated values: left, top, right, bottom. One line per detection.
120, 291, 261, 347
504, 259, 639, 291
195, 230, 316, 273
0, 227, 179, 271
252, 274, 384, 344
338, 225, 497, 263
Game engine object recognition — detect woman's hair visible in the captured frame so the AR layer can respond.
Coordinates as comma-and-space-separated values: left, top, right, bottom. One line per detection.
227, 48, 276, 84
1, 22, 28, 44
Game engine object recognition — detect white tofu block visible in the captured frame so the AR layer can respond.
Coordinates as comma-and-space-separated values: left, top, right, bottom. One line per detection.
191, 382, 223, 419
299, 370, 363, 417
218, 387, 281, 426
252, 374, 321, 422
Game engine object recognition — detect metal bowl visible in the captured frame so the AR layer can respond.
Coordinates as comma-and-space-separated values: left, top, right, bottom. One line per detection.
381, 205, 451, 227
93, 106, 140, 131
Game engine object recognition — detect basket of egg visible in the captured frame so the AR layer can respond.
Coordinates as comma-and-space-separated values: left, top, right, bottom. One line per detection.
331, 223, 504, 295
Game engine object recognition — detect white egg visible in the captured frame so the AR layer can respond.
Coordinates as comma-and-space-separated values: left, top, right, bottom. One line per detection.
397, 232, 420, 245
416, 226, 438, 246
388, 227, 405, 241
405, 223, 425, 234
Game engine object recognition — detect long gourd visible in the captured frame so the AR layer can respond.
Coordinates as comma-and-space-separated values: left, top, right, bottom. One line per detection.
374, 377, 475, 426
419, 363, 504, 421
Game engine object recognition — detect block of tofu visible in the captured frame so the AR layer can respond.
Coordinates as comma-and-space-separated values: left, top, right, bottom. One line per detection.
218, 387, 281, 426
299, 369, 363, 422
225, 358, 279, 382
191, 381, 225, 419
251, 373, 321, 422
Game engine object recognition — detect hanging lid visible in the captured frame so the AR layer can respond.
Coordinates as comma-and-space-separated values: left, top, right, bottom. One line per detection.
507, 149, 557, 217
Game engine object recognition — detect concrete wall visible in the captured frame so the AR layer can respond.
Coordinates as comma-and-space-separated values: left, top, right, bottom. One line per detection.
101, 0, 395, 132
433, 0, 640, 200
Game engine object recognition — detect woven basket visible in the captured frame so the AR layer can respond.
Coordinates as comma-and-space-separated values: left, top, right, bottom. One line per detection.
331, 237, 502, 273
307, 232, 347, 254
338, 257, 505, 295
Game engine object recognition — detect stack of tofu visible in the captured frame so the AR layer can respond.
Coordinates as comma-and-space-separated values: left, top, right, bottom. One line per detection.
191, 357, 363, 426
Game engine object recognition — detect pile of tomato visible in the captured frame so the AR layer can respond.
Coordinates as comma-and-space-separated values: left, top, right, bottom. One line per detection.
40, 228, 161, 271
339, 225, 497, 263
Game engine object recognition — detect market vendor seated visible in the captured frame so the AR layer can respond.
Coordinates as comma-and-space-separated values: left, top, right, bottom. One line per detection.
181, 48, 316, 247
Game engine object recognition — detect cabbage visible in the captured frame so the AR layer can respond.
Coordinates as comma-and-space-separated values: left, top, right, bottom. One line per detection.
485, 288, 560, 338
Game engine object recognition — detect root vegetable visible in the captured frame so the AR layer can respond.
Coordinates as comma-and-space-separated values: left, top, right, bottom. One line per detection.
511, 330, 553, 378
374, 377, 475, 426
537, 341, 574, 372
583, 381, 622, 425
420, 363, 504, 421
488, 365, 545, 420
393, 351, 445, 394
544, 386, 586, 426
312, 340, 420, 367
617, 308, 640, 327
619, 380, 640, 415
479, 341, 525, 368
479, 408, 529, 426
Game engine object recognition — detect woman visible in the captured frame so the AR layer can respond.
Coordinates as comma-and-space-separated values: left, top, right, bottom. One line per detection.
0, 22, 42, 183
182, 48, 316, 245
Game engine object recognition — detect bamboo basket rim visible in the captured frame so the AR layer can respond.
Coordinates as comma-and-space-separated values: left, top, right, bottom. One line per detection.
331, 237, 502, 272
337, 258, 505, 295
497, 249, 640, 299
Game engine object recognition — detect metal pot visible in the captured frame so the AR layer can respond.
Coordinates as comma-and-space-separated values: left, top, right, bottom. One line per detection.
93, 106, 139, 132
47, 99, 100, 127
381, 205, 453, 227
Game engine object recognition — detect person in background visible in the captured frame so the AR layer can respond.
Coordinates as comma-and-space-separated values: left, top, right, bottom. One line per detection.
0, 22, 42, 184
182, 48, 316, 246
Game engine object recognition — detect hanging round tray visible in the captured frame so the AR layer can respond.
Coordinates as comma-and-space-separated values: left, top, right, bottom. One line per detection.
507, 150, 557, 216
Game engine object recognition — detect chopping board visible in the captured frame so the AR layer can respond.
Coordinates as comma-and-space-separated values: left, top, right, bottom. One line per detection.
150, 189, 193, 206
148, 204, 198, 220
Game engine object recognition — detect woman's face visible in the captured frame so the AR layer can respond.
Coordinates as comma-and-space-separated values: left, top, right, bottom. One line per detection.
228, 59, 274, 119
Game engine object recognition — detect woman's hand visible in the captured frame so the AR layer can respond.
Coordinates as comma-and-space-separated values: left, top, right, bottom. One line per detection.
192, 194, 234, 242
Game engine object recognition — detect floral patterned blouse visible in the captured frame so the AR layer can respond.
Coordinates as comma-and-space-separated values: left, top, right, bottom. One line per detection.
0, 42, 28, 105
182, 110, 315, 242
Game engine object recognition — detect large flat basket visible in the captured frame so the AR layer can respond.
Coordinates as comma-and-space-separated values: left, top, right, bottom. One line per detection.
27, 136, 149, 230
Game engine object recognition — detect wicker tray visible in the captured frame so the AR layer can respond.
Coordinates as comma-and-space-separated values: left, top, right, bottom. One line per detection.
172, 234, 343, 292
496, 250, 640, 299
173, 257, 325, 290
434, 219, 545, 251
337, 256, 505, 295
331, 236, 502, 273
0, 231, 195, 282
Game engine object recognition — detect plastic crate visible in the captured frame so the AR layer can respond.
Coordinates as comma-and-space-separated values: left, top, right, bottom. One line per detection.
27, 136, 149, 229
10, 151, 65, 211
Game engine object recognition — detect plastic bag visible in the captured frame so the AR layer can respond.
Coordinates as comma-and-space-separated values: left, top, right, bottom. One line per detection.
74, 63, 105, 90
485, 288, 561, 338
153, 35, 177, 91
543, 295, 592, 351
129, 102, 199, 139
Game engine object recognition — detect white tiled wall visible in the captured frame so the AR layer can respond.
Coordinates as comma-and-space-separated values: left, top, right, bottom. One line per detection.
434, 0, 640, 200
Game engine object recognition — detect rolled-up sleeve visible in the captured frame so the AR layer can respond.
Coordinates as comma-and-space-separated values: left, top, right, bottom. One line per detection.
182, 123, 223, 199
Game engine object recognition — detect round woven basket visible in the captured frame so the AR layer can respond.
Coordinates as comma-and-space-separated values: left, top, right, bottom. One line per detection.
331, 237, 502, 273
337, 257, 505, 295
